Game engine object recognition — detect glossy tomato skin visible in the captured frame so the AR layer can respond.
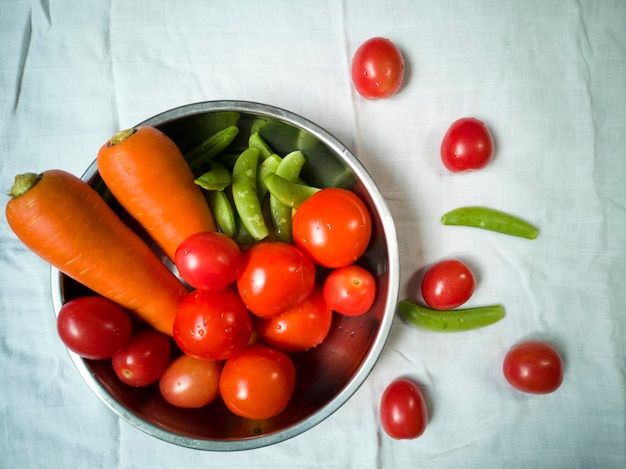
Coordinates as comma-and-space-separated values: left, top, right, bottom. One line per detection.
421, 259, 476, 310
503, 341, 564, 394
292, 188, 372, 268
236, 241, 316, 318
219, 344, 296, 420
111, 328, 172, 387
255, 286, 333, 353
323, 264, 376, 316
57, 296, 132, 360
380, 378, 428, 440
159, 354, 221, 408
351, 37, 404, 99
440, 117, 494, 172
174, 231, 242, 291
173, 288, 252, 361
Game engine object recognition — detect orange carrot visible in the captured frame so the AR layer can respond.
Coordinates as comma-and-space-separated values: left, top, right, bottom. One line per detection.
5, 170, 188, 336
97, 126, 216, 261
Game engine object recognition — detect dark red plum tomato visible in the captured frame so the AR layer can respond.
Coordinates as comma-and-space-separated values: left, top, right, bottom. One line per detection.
56, 296, 132, 360
421, 259, 476, 310
111, 328, 172, 387
503, 341, 564, 394
440, 117, 494, 172
173, 288, 252, 361
380, 378, 428, 440
351, 37, 405, 99
174, 231, 242, 291
323, 264, 376, 316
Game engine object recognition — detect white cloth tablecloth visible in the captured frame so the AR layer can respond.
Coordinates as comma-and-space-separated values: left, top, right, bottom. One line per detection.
1, 1, 625, 468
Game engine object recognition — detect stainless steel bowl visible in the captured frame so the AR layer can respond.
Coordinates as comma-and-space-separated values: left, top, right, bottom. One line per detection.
50, 100, 399, 451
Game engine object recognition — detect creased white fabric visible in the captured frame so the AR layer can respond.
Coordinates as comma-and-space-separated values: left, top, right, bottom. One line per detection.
1, 0, 625, 468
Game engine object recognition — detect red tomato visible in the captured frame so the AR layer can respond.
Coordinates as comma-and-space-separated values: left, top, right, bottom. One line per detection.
323, 264, 376, 316
503, 341, 564, 394
292, 188, 372, 268
421, 259, 476, 310
56, 296, 132, 360
159, 354, 221, 408
219, 344, 296, 420
174, 231, 242, 291
351, 37, 405, 99
173, 289, 252, 361
440, 117, 494, 172
255, 286, 333, 353
111, 329, 172, 387
380, 378, 428, 440
236, 241, 316, 318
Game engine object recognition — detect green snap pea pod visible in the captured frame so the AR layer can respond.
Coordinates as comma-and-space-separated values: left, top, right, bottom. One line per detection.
256, 154, 282, 202
398, 299, 505, 332
194, 161, 232, 191
206, 190, 236, 238
234, 213, 255, 248
264, 173, 320, 209
270, 151, 307, 243
186, 125, 239, 171
231, 147, 268, 240
249, 132, 275, 160
441, 206, 539, 240
216, 149, 246, 171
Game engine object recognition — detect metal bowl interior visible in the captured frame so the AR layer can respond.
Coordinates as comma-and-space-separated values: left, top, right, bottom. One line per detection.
50, 100, 399, 451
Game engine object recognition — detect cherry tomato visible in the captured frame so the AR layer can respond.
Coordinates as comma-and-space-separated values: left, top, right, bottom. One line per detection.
255, 286, 333, 353
292, 188, 372, 268
111, 329, 172, 387
56, 296, 132, 360
421, 259, 476, 310
440, 117, 494, 172
219, 344, 296, 420
174, 231, 242, 291
173, 288, 252, 361
159, 354, 221, 408
503, 341, 564, 394
323, 264, 376, 316
236, 241, 316, 318
380, 378, 428, 440
351, 37, 404, 99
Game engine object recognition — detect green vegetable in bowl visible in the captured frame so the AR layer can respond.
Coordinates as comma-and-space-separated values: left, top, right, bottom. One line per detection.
232, 147, 269, 241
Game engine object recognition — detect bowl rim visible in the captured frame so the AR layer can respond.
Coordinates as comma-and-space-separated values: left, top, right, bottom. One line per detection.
50, 100, 400, 451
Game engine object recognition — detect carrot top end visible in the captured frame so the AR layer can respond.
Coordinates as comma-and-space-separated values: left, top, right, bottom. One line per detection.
109, 128, 137, 146
9, 172, 41, 198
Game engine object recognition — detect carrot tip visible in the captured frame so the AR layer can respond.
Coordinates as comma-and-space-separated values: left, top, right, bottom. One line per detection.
109, 128, 137, 146
9, 172, 41, 198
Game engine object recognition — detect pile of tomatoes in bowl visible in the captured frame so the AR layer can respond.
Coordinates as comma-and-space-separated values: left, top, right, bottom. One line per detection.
57, 184, 377, 422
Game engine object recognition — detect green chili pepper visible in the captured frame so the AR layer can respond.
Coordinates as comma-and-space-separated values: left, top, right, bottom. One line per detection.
441, 206, 539, 240
186, 125, 240, 171
231, 147, 269, 240
398, 299, 505, 332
